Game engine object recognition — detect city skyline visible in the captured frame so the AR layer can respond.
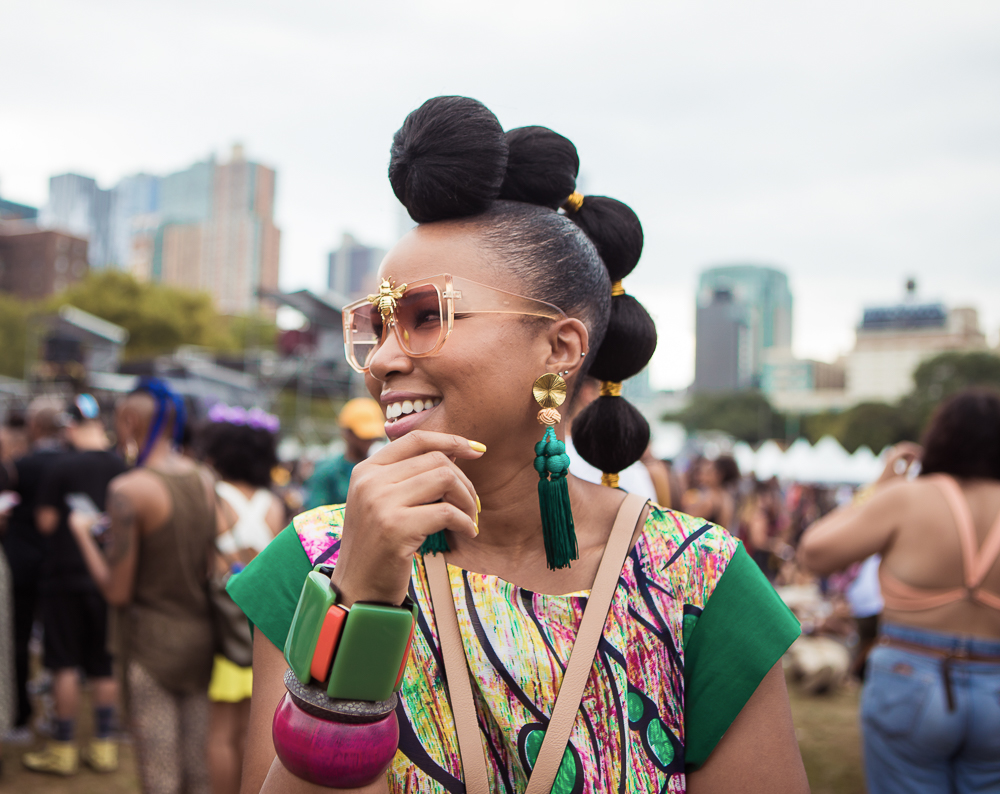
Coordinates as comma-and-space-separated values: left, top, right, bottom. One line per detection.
3, 1, 999, 388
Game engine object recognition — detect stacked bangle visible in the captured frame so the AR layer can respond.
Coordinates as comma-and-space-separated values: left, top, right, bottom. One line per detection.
284, 564, 418, 703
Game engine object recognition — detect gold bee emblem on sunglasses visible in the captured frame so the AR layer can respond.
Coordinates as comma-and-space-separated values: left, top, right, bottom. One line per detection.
367, 278, 408, 322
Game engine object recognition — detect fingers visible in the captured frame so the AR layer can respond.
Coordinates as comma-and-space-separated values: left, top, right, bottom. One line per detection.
384, 450, 478, 499
372, 430, 486, 465
400, 468, 478, 521
407, 502, 478, 541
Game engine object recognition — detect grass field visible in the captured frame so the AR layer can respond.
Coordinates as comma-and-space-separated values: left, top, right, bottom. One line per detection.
3, 683, 866, 792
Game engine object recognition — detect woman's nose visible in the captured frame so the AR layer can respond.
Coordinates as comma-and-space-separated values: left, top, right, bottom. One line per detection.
367, 323, 413, 380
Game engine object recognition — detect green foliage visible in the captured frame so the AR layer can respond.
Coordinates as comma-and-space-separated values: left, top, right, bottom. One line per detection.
899, 351, 1000, 432
663, 391, 784, 445
0, 272, 277, 378
668, 351, 1000, 453
802, 402, 914, 453
0, 291, 32, 378
46, 272, 276, 359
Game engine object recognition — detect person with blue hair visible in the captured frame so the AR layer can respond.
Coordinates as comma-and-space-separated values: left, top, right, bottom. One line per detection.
69, 378, 218, 794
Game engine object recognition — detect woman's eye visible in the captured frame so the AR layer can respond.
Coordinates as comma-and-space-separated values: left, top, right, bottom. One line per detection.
413, 310, 441, 328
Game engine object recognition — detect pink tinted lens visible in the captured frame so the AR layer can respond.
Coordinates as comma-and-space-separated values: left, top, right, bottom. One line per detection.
394, 285, 444, 355
348, 303, 382, 370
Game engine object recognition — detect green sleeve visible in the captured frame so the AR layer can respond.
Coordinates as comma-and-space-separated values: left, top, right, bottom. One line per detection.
227, 524, 313, 651
683, 543, 800, 769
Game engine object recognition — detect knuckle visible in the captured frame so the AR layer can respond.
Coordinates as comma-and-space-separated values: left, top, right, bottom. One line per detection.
428, 450, 449, 468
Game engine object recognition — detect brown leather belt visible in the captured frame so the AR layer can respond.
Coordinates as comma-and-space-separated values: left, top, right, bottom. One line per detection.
878, 636, 1000, 711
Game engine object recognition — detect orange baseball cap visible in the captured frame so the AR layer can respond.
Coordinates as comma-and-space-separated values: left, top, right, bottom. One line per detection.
338, 398, 385, 440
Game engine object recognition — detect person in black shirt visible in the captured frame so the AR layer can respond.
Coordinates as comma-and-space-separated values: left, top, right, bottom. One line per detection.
1, 398, 66, 742
23, 395, 125, 776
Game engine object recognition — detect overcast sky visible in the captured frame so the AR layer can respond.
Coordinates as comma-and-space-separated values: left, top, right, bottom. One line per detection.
3, 0, 999, 389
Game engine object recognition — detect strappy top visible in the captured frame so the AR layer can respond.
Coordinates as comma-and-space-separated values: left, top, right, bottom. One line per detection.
215, 481, 275, 556
879, 474, 1000, 612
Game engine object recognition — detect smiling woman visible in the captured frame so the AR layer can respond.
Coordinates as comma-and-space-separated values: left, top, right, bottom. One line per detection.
227, 96, 806, 794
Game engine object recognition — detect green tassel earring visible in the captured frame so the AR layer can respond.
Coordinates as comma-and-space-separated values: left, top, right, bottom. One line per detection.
532, 373, 577, 570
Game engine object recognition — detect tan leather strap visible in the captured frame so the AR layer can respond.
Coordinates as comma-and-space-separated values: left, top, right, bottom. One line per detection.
424, 492, 648, 793
424, 550, 490, 793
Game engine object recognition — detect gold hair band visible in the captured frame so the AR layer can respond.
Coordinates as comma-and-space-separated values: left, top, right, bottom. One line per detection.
601, 472, 620, 489
563, 191, 584, 213
600, 381, 622, 397
610, 280, 625, 297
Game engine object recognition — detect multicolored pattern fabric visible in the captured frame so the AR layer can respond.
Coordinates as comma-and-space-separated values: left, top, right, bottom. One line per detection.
294, 504, 738, 793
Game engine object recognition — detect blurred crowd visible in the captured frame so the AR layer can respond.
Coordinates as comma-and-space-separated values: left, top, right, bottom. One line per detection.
1, 383, 998, 794
0, 385, 384, 793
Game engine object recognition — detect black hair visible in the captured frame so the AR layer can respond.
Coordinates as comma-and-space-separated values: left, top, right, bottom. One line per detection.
200, 421, 278, 489
715, 455, 741, 488
390, 96, 656, 478
920, 388, 1000, 481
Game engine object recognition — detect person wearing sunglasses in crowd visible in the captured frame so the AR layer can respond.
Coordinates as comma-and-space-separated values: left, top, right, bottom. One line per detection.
228, 97, 806, 793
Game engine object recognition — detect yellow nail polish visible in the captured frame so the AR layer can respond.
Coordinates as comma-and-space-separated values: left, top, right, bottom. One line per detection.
474, 513, 479, 535
468, 440, 487, 453
476, 495, 482, 513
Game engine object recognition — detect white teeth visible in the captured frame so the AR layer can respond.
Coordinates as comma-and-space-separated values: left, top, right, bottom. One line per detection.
384, 398, 440, 421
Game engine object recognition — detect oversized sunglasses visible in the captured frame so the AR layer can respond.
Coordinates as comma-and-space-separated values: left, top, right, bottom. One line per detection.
342, 274, 566, 374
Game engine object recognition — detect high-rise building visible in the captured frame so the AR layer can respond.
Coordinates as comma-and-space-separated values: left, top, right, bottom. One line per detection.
327, 233, 386, 303
148, 147, 280, 314
41, 147, 281, 314
109, 173, 160, 271
845, 282, 987, 402
0, 196, 38, 222
0, 225, 89, 299
693, 264, 793, 393
40, 174, 115, 269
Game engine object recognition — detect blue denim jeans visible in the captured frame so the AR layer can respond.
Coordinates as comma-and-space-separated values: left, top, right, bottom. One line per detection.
861, 622, 1000, 794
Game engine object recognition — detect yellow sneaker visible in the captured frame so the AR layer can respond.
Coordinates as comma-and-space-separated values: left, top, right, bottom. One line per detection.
22, 741, 79, 776
82, 738, 119, 772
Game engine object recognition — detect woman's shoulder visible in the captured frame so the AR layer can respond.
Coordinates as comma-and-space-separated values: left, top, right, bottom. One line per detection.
293, 503, 347, 565
634, 502, 741, 608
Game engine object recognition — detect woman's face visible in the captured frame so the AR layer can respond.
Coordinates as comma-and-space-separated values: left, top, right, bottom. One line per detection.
364, 223, 574, 450
699, 459, 721, 488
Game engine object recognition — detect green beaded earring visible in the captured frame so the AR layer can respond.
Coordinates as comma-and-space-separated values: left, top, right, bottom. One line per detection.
532, 373, 577, 570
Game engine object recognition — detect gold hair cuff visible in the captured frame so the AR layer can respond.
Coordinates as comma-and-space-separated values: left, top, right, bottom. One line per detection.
600, 381, 622, 397
601, 472, 620, 488
563, 191, 584, 213
610, 280, 625, 297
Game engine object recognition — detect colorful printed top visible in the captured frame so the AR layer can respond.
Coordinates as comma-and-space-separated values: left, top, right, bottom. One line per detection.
229, 503, 799, 793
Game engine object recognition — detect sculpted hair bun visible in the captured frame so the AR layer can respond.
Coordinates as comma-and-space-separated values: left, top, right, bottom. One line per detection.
389, 96, 508, 223
499, 126, 579, 209
570, 197, 643, 281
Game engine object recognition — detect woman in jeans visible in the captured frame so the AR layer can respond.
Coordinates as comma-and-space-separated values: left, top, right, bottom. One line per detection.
801, 388, 1000, 793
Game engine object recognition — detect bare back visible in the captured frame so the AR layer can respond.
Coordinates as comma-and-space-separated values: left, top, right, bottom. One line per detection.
880, 477, 1000, 638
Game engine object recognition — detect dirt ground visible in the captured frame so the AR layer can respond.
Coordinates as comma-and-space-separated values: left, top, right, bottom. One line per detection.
2, 683, 866, 793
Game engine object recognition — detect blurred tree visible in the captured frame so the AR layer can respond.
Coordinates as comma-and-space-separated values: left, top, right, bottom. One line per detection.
47, 272, 276, 359
899, 351, 1000, 433
0, 292, 32, 378
663, 391, 784, 444
802, 402, 913, 453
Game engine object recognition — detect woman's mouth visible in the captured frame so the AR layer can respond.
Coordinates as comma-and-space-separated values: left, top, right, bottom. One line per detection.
383, 397, 441, 440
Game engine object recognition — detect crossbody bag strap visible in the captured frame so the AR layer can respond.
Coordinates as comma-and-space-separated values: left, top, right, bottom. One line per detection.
423, 491, 648, 794
524, 491, 647, 794
424, 551, 491, 793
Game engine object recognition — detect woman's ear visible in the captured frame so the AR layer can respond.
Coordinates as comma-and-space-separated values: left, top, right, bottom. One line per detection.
544, 318, 588, 376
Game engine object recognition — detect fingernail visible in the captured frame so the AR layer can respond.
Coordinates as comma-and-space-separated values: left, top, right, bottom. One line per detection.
476, 495, 482, 513
468, 440, 487, 453
474, 513, 479, 535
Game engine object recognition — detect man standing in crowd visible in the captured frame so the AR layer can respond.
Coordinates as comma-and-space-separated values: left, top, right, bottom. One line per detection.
69, 379, 216, 794
1, 398, 66, 742
305, 398, 384, 509
23, 395, 126, 775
